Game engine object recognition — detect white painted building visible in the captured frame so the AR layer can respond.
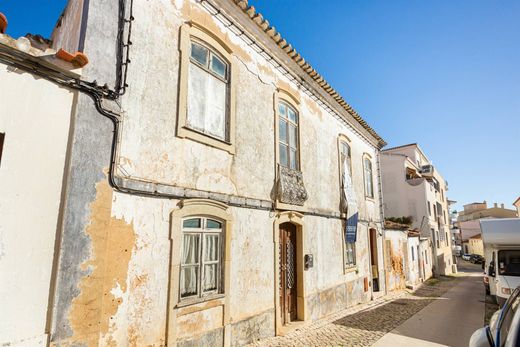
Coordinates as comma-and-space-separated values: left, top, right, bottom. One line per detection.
381, 143, 454, 276
0, 33, 80, 346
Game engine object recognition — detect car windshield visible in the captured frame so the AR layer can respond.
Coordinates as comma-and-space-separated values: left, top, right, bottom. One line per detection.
498, 251, 520, 276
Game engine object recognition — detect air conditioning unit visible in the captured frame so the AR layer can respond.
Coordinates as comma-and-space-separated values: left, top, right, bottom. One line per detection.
420, 165, 434, 174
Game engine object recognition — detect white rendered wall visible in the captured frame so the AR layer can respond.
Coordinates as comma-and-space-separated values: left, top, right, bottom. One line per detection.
0, 63, 75, 345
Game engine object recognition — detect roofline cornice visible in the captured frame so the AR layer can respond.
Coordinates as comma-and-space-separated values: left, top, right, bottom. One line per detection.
205, 0, 386, 148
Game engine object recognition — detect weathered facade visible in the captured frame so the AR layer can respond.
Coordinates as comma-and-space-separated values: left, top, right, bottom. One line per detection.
384, 227, 432, 291
381, 143, 455, 276
45, 0, 387, 346
0, 33, 80, 346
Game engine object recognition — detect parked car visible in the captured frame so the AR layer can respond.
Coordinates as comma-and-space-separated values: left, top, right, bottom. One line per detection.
470, 254, 485, 264
462, 253, 471, 261
470, 286, 520, 347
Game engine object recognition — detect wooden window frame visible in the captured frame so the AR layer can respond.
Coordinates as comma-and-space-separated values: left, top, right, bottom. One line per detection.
177, 22, 236, 154
345, 241, 356, 268
275, 90, 301, 171
363, 154, 375, 199
179, 216, 225, 303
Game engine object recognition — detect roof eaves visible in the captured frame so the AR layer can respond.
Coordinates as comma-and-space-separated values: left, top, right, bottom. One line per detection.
226, 0, 386, 148
382, 143, 418, 152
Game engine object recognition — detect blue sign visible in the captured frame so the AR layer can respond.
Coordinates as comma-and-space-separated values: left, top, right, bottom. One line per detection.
345, 212, 359, 243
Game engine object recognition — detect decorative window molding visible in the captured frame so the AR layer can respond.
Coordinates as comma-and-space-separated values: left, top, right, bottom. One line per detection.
167, 198, 234, 344
170, 199, 233, 308
179, 216, 224, 301
274, 89, 307, 210
363, 153, 374, 199
177, 22, 236, 154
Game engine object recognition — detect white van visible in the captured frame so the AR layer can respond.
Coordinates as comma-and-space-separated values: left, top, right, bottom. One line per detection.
481, 218, 520, 306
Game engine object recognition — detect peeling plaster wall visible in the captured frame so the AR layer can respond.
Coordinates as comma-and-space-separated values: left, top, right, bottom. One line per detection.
0, 63, 76, 345
50, 0, 385, 346
384, 230, 408, 292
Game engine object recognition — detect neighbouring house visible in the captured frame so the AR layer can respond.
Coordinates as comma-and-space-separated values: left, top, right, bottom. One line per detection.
0, 31, 81, 346
457, 201, 517, 258
468, 234, 484, 256
458, 201, 518, 222
384, 226, 408, 292
384, 221, 433, 291
407, 231, 433, 286
513, 197, 520, 216
381, 143, 455, 276
18, 0, 389, 346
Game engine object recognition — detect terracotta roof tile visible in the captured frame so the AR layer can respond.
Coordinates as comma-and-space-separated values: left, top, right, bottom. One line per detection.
231, 0, 386, 147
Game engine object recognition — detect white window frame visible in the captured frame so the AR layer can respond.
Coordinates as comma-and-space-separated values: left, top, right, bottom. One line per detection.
177, 23, 236, 154
363, 155, 374, 199
185, 40, 231, 142
180, 216, 224, 302
345, 241, 356, 268
277, 100, 301, 170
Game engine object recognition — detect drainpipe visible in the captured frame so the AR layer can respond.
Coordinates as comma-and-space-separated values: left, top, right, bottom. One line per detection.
376, 151, 388, 295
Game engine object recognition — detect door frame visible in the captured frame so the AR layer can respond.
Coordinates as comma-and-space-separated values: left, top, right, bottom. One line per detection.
273, 211, 306, 335
279, 223, 298, 324
369, 228, 380, 292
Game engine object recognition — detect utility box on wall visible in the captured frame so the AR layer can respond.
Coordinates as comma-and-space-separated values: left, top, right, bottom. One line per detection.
304, 254, 313, 270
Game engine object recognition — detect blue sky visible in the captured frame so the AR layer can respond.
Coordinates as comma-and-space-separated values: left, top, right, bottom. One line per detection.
2, 1, 519, 211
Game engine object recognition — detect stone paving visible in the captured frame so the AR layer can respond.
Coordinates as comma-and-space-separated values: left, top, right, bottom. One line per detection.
249, 277, 458, 347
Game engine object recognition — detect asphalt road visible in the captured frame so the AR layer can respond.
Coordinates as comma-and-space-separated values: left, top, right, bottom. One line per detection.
373, 261, 485, 347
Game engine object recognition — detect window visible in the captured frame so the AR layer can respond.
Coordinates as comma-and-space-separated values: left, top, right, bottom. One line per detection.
428, 202, 432, 216
278, 101, 300, 170
345, 242, 356, 267
363, 156, 374, 198
186, 41, 229, 141
180, 217, 224, 300
339, 140, 352, 174
436, 230, 440, 248
411, 247, 415, 261
177, 23, 236, 153
498, 250, 520, 276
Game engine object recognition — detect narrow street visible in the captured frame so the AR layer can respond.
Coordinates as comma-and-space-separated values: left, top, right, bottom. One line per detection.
252, 261, 485, 347
373, 262, 484, 347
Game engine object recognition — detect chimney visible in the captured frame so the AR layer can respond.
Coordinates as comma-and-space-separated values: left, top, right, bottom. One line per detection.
501, 203, 505, 209
494, 203, 498, 208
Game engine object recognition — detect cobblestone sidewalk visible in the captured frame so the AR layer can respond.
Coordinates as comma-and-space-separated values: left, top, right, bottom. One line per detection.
249, 277, 457, 347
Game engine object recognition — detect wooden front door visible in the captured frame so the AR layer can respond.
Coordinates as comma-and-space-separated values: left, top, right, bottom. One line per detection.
369, 228, 380, 292
279, 223, 297, 324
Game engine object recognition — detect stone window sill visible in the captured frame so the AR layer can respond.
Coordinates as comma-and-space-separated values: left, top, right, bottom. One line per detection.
178, 126, 235, 154
176, 293, 225, 313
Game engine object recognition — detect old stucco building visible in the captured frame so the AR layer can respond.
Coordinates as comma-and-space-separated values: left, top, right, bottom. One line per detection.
39, 0, 388, 346
381, 143, 455, 276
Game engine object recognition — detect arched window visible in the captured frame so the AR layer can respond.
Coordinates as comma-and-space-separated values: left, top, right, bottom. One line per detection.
363, 156, 374, 198
186, 40, 230, 141
339, 140, 352, 174
177, 23, 236, 154
278, 101, 300, 170
180, 216, 224, 299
